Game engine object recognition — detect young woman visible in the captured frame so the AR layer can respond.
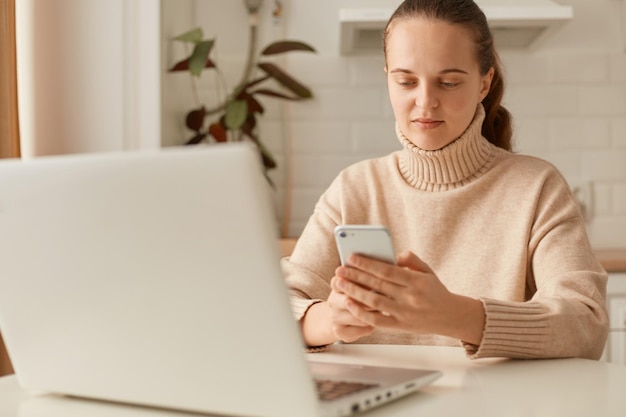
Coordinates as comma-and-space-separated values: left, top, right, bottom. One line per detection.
282, 0, 608, 359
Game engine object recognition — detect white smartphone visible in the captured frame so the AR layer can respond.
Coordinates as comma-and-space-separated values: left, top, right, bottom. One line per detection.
334, 225, 396, 266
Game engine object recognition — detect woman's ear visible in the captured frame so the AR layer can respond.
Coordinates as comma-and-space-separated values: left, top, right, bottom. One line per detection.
479, 67, 495, 101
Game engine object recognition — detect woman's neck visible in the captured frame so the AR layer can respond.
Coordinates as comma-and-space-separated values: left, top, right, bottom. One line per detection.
396, 105, 495, 191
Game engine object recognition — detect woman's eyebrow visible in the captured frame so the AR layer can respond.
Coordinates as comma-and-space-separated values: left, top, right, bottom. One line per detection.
439, 68, 469, 75
389, 68, 469, 75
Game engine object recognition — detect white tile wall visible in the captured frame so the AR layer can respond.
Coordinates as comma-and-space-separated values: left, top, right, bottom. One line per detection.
162, 0, 626, 247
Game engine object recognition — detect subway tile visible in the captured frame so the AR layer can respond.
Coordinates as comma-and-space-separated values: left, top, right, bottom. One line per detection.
352, 121, 401, 153
349, 56, 387, 86
582, 150, 626, 180
609, 54, 626, 83
513, 118, 549, 153
504, 85, 579, 117
289, 187, 327, 228
285, 55, 351, 88
593, 182, 613, 216
287, 88, 385, 120
579, 85, 626, 116
257, 120, 284, 152
548, 53, 609, 84
614, 184, 626, 214
548, 118, 611, 149
291, 154, 364, 188
530, 150, 582, 179
381, 96, 395, 119
587, 218, 626, 248
289, 121, 352, 153
499, 52, 550, 85
612, 118, 626, 148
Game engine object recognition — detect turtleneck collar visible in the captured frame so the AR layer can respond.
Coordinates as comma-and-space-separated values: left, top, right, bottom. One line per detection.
396, 104, 495, 191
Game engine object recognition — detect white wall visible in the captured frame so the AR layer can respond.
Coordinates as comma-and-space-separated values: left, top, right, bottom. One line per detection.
16, 0, 161, 157
161, 0, 626, 247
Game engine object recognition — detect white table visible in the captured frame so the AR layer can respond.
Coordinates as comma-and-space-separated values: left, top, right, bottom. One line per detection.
1, 345, 625, 417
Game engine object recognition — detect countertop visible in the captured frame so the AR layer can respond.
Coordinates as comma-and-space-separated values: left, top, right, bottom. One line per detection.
594, 249, 626, 273
2, 345, 626, 417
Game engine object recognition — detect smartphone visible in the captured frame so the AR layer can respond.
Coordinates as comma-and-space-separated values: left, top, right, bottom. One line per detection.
334, 225, 396, 266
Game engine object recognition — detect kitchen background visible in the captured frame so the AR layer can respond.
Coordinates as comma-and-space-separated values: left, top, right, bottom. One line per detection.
15, 0, 626, 247
162, 0, 626, 247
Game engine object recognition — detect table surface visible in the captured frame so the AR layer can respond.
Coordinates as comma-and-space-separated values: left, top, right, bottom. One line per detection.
1, 344, 625, 417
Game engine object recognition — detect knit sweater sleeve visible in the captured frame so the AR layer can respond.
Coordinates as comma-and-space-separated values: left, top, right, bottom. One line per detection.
467, 169, 608, 360
281, 176, 346, 321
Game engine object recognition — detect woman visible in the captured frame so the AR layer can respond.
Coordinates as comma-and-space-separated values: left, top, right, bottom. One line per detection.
282, 0, 608, 359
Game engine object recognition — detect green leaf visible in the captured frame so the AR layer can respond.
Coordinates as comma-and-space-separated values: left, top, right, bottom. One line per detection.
173, 28, 203, 43
189, 40, 215, 76
257, 62, 313, 99
261, 40, 316, 56
225, 100, 248, 130
169, 57, 216, 73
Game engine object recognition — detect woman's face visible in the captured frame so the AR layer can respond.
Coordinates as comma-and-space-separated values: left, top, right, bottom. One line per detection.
385, 17, 494, 151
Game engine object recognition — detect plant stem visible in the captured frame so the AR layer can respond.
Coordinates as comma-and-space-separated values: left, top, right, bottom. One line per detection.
202, 11, 259, 116
239, 12, 259, 89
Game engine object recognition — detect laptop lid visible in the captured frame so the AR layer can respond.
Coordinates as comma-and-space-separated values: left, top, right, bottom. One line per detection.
0, 143, 441, 417
0, 143, 320, 417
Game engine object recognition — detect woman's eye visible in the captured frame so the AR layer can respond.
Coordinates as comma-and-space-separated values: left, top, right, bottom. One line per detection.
441, 81, 460, 88
397, 80, 416, 87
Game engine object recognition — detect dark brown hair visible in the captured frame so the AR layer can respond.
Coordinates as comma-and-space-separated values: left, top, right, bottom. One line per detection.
383, 0, 513, 151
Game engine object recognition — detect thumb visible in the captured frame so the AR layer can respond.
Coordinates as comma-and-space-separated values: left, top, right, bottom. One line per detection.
396, 251, 433, 273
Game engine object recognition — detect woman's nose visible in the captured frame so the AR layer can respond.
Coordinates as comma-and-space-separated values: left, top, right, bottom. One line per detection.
414, 85, 439, 109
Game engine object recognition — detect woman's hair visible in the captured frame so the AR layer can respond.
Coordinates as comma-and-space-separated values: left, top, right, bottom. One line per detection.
383, 0, 513, 151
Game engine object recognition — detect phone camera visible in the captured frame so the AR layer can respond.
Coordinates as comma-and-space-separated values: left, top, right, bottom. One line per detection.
339, 231, 347, 238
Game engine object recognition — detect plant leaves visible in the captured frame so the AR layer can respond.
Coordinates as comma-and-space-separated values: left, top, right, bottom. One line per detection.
242, 75, 271, 90
209, 122, 228, 142
169, 58, 190, 72
241, 93, 265, 114
241, 115, 257, 135
185, 107, 206, 131
225, 100, 248, 130
189, 40, 215, 76
169, 57, 216, 72
257, 62, 313, 99
252, 88, 301, 101
261, 40, 316, 55
173, 28, 203, 44
257, 140, 278, 169
185, 133, 207, 145
242, 128, 277, 171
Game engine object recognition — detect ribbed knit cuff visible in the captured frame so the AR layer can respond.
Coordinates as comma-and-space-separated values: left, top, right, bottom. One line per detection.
465, 298, 550, 359
290, 297, 331, 352
290, 297, 323, 321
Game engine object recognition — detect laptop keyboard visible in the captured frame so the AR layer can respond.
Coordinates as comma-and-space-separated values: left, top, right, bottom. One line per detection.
315, 379, 380, 401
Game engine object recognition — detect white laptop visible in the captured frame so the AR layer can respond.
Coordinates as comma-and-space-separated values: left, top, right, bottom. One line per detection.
0, 143, 441, 417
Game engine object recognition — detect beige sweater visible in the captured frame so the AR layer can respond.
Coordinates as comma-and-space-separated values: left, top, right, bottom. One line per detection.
282, 106, 608, 360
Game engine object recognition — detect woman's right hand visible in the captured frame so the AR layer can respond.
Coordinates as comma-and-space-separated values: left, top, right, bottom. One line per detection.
301, 282, 374, 347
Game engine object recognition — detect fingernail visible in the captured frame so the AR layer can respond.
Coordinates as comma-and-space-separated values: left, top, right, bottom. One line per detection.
336, 278, 346, 290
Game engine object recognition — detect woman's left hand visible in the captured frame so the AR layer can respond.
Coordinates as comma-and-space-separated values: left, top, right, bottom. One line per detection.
331, 251, 485, 345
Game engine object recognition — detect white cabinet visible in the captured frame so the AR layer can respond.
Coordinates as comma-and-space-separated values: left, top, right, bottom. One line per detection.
606, 273, 626, 364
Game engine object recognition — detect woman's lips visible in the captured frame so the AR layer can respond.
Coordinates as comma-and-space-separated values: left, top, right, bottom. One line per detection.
412, 118, 443, 130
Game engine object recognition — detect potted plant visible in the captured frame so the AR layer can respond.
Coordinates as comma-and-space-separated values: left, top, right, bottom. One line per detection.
168, 0, 316, 176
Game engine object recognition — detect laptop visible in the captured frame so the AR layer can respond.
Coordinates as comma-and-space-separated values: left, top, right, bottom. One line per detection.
0, 143, 441, 417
